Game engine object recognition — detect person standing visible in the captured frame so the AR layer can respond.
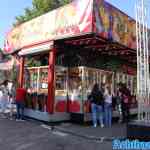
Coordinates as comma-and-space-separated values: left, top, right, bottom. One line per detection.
104, 86, 112, 127
89, 83, 104, 128
115, 83, 124, 123
15, 87, 26, 121
0, 80, 9, 118
121, 84, 131, 123
116, 90, 123, 123
9, 82, 16, 120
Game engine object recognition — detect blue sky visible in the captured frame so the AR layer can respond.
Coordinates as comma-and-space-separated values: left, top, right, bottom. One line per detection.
0, 0, 148, 49
0, 0, 32, 48
106, 0, 136, 18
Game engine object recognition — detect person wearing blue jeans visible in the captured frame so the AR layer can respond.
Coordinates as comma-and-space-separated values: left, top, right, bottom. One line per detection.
15, 88, 26, 121
104, 102, 112, 127
89, 83, 104, 128
104, 86, 112, 127
16, 101, 25, 120
91, 103, 104, 127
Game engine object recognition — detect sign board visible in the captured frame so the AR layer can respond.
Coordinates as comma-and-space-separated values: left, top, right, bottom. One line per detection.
94, 0, 137, 49
4, 0, 150, 54
4, 0, 93, 53
18, 41, 53, 56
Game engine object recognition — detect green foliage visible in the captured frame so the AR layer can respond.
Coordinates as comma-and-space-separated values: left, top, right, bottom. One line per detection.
14, 0, 71, 26
0, 48, 3, 60
0, 48, 11, 61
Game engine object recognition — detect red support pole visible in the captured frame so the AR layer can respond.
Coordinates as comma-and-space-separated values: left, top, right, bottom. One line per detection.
47, 48, 56, 114
19, 57, 24, 88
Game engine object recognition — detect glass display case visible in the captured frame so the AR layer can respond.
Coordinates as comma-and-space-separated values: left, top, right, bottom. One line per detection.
67, 67, 114, 113
68, 66, 137, 114
55, 66, 67, 96
24, 66, 68, 112
24, 67, 38, 92
115, 72, 135, 92
23, 65, 137, 115
115, 72, 137, 108
24, 66, 47, 111
83, 67, 114, 113
39, 67, 48, 94
67, 67, 83, 113
55, 66, 68, 113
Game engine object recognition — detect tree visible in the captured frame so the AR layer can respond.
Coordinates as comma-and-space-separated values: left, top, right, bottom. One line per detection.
0, 48, 3, 54
14, 0, 71, 26
0, 48, 9, 61
0, 48, 3, 61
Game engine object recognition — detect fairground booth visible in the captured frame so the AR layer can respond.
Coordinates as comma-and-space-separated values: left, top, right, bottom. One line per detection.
3, 0, 150, 122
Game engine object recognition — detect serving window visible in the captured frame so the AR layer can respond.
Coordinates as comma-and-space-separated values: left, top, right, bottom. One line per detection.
68, 67, 82, 94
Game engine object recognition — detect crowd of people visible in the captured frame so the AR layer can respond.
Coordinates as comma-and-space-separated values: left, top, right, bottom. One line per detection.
88, 82, 131, 128
0, 80, 26, 121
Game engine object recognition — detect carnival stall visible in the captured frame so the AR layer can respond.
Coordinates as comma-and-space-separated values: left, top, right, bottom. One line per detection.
3, 0, 150, 122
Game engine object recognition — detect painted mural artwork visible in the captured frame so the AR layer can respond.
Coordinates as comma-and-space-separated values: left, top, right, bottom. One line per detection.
4, 0, 93, 53
4, 28, 22, 54
111, 5, 137, 49
94, 0, 137, 49
93, 0, 110, 38
3, 0, 150, 54
54, 0, 93, 36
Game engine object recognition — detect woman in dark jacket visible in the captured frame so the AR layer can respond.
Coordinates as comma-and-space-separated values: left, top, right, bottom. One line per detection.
89, 83, 104, 128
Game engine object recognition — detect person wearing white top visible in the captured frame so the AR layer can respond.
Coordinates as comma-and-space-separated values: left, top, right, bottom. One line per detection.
0, 80, 9, 118
8, 82, 16, 120
104, 86, 112, 127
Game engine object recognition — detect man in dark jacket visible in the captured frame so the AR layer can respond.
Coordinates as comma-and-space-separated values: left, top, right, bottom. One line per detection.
89, 83, 104, 128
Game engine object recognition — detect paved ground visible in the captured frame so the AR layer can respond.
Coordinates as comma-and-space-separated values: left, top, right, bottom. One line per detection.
0, 114, 128, 150
56, 122, 127, 139
0, 106, 128, 150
